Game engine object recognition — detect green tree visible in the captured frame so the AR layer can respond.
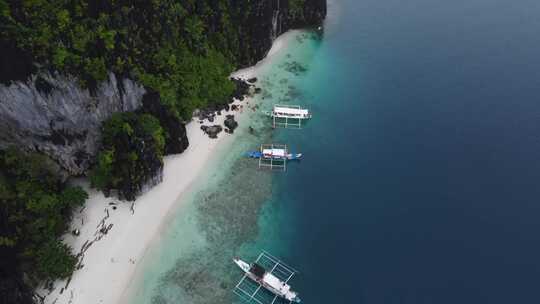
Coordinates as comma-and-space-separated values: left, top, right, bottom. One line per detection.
35, 239, 77, 280
90, 112, 165, 200
89, 148, 114, 190
0, 148, 88, 289
59, 186, 88, 208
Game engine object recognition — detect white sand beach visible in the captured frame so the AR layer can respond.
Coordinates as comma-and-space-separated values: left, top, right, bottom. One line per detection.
41, 31, 298, 304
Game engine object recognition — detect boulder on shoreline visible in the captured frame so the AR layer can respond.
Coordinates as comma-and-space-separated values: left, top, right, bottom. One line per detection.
201, 125, 223, 139
224, 115, 238, 132
231, 78, 251, 100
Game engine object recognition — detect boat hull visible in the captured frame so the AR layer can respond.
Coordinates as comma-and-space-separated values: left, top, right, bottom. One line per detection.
234, 258, 301, 303
245, 151, 302, 160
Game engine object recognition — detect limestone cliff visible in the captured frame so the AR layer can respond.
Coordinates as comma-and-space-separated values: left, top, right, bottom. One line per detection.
234, 0, 327, 67
0, 72, 144, 175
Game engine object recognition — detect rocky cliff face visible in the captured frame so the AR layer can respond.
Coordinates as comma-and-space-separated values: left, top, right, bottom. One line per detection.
234, 0, 327, 67
0, 72, 145, 175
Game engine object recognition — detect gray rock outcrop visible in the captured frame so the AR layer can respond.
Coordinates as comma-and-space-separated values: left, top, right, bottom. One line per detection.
235, 0, 327, 67
0, 72, 145, 175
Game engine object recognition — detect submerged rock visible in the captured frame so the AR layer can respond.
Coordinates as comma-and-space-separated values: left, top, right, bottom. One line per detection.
283, 61, 308, 75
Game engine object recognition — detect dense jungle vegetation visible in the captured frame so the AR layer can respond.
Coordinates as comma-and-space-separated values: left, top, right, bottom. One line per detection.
0, 149, 87, 303
90, 112, 166, 201
0, 0, 293, 118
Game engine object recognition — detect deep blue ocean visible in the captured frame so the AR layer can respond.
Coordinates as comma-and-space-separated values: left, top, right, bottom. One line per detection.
277, 0, 540, 303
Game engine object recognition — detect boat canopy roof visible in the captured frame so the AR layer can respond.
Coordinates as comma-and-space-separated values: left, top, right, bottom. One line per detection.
250, 263, 266, 278
263, 273, 292, 294
273, 106, 309, 116
262, 148, 286, 157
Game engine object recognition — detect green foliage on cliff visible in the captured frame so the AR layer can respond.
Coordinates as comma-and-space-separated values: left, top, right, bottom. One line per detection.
90, 112, 165, 200
0, 0, 243, 119
0, 148, 88, 282
289, 0, 306, 18
89, 148, 115, 190
35, 239, 78, 279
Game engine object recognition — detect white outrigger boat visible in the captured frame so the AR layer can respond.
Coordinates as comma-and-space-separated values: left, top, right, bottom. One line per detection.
246, 148, 302, 161
264, 105, 312, 129
245, 144, 301, 171
233, 251, 301, 304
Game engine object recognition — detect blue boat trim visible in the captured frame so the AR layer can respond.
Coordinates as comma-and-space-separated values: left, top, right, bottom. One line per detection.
245, 151, 302, 160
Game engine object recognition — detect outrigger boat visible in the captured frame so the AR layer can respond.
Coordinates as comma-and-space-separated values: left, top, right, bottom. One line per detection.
245, 148, 302, 160
264, 105, 312, 129
246, 144, 301, 171
264, 105, 312, 120
233, 251, 301, 304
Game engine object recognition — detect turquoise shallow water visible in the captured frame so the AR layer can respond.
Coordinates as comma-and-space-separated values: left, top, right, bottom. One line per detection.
127, 31, 323, 304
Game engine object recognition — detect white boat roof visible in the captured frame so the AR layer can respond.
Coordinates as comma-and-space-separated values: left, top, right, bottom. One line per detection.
263, 273, 295, 297
273, 106, 309, 115
262, 148, 286, 157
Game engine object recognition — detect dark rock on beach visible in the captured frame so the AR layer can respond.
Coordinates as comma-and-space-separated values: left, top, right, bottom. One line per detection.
201, 125, 223, 139
224, 115, 239, 132
197, 77, 251, 121
231, 78, 251, 101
